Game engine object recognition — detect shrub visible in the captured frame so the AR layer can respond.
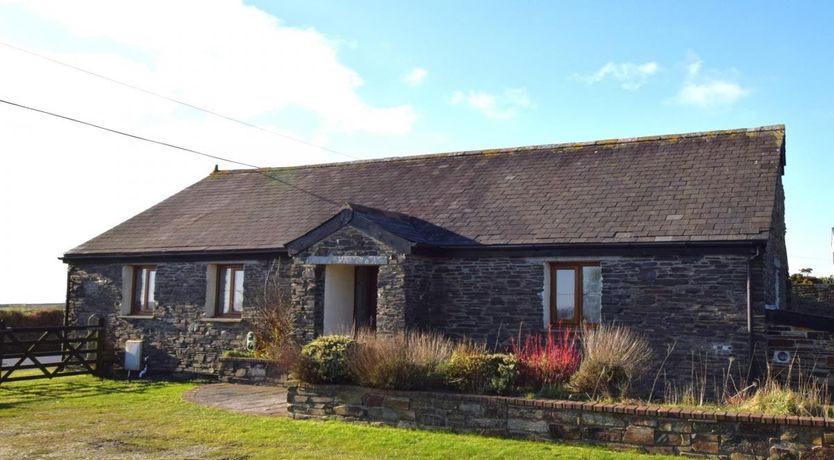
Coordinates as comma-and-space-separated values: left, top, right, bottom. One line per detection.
348, 329, 454, 390
570, 323, 651, 399
250, 261, 294, 360
511, 326, 580, 391
443, 342, 491, 392
489, 353, 519, 395
276, 343, 319, 384
299, 335, 355, 383
442, 342, 519, 395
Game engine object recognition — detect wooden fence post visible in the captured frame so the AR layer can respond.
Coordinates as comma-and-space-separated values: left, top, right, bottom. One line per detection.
0, 319, 6, 375
95, 317, 105, 376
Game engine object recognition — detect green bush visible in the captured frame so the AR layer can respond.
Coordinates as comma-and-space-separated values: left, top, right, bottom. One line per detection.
300, 335, 355, 383
443, 345, 491, 393
442, 343, 519, 395
490, 354, 519, 395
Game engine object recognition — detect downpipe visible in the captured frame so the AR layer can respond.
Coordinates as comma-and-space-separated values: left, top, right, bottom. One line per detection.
746, 247, 761, 373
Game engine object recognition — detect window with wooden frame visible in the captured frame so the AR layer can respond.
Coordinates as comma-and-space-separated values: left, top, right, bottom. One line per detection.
550, 262, 602, 325
131, 265, 157, 315
215, 264, 245, 317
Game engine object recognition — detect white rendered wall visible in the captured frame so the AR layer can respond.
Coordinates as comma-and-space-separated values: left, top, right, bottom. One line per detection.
324, 265, 355, 335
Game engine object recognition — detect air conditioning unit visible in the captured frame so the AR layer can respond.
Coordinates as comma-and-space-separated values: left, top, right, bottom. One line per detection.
772, 350, 792, 364
125, 340, 143, 371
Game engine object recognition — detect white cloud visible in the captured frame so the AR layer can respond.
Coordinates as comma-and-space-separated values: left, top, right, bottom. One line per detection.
671, 54, 749, 108
676, 81, 748, 108
5, 0, 416, 135
577, 61, 660, 90
449, 88, 533, 120
0, 0, 419, 302
403, 67, 427, 86
686, 55, 703, 78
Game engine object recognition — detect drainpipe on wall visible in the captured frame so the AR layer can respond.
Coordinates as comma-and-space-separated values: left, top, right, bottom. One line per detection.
746, 247, 761, 365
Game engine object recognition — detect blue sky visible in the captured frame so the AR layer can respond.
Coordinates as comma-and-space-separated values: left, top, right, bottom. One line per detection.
0, 1, 831, 302
262, 0, 833, 272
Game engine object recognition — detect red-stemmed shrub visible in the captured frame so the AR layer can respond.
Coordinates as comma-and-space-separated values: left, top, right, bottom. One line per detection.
511, 325, 580, 391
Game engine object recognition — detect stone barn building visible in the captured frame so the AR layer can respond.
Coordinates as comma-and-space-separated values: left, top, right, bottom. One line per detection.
63, 125, 788, 385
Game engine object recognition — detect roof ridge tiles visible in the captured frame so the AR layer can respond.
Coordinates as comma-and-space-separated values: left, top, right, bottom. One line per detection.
216, 124, 785, 174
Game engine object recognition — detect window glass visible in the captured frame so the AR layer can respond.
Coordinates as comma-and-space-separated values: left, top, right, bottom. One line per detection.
220, 268, 232, 314
555, 269, 576, 321
132, 267, 156, 313
146, 269, 156, 307
216, 265, 244, 316
582, 266, 602, 323
233, 268, 245, 312
133, 269, 144, 309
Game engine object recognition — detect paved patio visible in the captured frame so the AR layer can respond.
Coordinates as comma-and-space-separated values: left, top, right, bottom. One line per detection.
182, 383, 288, 416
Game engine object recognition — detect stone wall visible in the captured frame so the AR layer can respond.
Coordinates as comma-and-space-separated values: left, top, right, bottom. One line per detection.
283, 222, 770, 388
790, 284, 834, 317
217, 357, 286, 385
288, 384, 834, 459
425, 256, 544, 345
424, 254, 761, 389
66, 257, 291, 374
603, 255, 757, 389
766, 310, 834, 387
289, 226, 418, 338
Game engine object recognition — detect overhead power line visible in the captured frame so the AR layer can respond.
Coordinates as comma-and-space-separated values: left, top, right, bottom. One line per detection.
0, 97, 340, 206
0, 40, 360, 160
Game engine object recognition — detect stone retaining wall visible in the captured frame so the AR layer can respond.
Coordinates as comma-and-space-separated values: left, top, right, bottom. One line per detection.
288, 384, 834, 459
790, 284, 834, 317
217, 357, 286, 385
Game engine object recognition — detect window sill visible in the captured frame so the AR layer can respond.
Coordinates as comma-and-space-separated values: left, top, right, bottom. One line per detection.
118, 315, 154, 320
200, 317, 244, 323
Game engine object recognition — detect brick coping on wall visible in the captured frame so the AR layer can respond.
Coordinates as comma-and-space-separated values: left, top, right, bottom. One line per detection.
289, 383, 834, 458
295, 383, 834, 428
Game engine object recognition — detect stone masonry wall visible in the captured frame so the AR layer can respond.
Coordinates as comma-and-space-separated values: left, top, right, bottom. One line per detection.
790, 284, 834, 317
425, 257, 544, 346
217, 357, 286, 385
290, 226, 413, 338
288, 384, 834, 459
603, 254, 757, 389
766, 311, 834, 387
424, 254, 760, 389
67, 257, 291, 374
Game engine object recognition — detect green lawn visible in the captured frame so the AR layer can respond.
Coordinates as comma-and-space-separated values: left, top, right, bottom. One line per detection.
0, 375, 672, 459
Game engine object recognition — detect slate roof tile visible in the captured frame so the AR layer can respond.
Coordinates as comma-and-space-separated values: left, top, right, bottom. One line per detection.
65, 125, 785, 255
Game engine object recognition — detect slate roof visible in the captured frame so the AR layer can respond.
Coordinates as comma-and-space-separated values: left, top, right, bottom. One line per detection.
285, 203, 477, 255
65, 125, 786, 257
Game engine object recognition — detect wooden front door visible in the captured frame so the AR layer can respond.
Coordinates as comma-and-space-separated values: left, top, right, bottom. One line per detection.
353, 266, 378, 331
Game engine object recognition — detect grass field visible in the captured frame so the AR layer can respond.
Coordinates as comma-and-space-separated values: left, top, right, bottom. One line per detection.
0, 303, 63, 311
0, 375, 673, 459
